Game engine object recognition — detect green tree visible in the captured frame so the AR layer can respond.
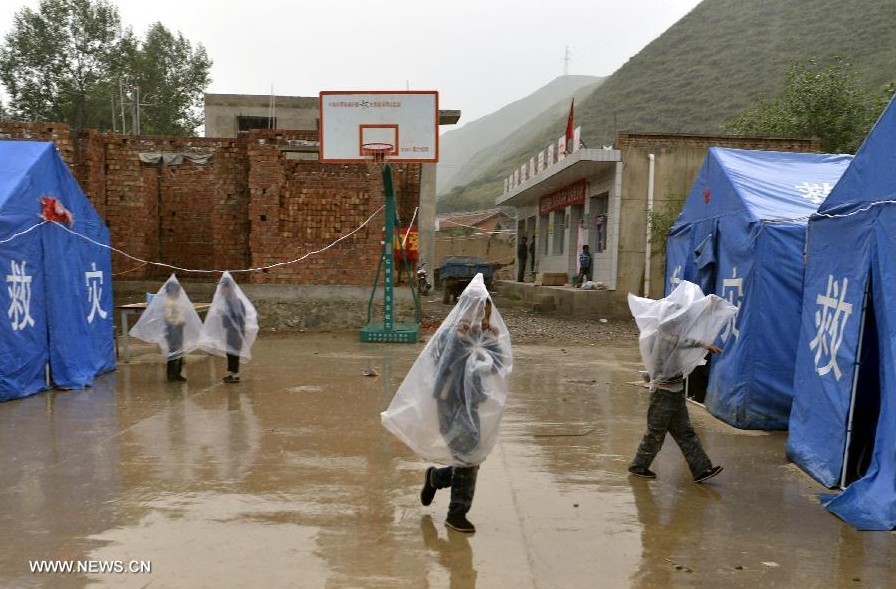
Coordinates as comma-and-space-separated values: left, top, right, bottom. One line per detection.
0, 0, 130, 129
125, 23, 211, 135
724, 57, 883, 154
0, 0, 211, 135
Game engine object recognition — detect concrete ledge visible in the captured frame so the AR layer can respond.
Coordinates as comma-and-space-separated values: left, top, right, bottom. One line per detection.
534, 272, 568, 286
494, 280, 628, 319
113, 281, 422, 332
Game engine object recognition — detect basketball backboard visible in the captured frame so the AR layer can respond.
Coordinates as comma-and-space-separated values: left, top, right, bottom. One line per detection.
319, 91, 439, 162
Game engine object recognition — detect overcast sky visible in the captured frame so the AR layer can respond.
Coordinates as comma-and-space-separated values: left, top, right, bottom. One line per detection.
2, 0, 703, 128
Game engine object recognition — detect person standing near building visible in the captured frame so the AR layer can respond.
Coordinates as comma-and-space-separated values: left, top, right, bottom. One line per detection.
626, 281, 737, 482
577, 244, 592, 286
381, 274, 513, 533
163, 282, 188, 381
199, 272, 259, 384
517, 235, 528, 282
528, 235, 536, 275
130, 274, 202, 383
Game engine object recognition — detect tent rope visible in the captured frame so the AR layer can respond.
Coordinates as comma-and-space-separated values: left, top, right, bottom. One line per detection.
0, 220, 48, 244
4, 206, 384, 275
811, 198, 896, 219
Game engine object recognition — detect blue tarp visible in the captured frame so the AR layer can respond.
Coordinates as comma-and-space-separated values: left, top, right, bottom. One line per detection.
666, 147, 852, 429
788, 94, 896, 530
0, 141, 115, 401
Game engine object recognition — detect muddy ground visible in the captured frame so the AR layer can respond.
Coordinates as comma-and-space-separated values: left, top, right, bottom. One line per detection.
0, 305, 894, 588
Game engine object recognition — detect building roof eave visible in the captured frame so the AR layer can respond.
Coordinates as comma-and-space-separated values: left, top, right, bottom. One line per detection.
495, 148, 621, 209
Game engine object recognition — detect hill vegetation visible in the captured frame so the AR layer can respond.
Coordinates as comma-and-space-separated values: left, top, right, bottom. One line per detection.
438, 0, 896, 213
437, 75, 603, 195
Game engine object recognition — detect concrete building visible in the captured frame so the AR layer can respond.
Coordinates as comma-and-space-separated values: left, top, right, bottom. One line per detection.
204, 94, 319, 138
434, 208, 516, 281
203, 93, 460, 273
497, 132, 822, 317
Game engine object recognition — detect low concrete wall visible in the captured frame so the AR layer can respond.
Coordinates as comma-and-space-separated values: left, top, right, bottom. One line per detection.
495, 280, 628, 319
114, 281, 421, 332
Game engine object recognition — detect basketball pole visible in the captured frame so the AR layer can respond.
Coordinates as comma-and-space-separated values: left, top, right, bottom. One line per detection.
360, 155, 421, 343
382, 162, 396, 331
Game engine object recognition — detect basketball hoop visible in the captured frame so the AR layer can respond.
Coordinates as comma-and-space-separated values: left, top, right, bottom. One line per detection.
361, 142, 394, 163
361, 142, 394, 197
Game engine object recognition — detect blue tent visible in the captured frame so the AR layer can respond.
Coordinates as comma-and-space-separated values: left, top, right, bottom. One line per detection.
0, 141, 115, 401
665, 147, 852, 429
788, 95, 896, 530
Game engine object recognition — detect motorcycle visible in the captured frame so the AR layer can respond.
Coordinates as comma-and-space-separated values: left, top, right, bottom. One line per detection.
415, 263, 432, 296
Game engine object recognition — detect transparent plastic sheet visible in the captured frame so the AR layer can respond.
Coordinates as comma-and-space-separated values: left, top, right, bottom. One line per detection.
198, 272, 259, 361
381, 274, 513, 467
628, 280, 737, 389
129, 274, 202, 359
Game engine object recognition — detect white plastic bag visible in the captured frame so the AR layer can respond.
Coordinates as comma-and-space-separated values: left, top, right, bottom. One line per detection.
129, 274, 202, 359
627, 280, 737, 389
198, 272, 259, 360
381, 274, 513, 467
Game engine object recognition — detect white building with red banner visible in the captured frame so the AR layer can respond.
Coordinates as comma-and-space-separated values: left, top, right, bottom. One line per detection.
497, 131, 822, 317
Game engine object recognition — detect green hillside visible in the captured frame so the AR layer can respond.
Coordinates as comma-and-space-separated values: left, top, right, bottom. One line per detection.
439, 0, 896, 212
438, 75, 603, 195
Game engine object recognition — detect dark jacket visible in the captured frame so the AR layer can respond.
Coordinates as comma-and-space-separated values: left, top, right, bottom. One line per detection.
432, 323, 506, 463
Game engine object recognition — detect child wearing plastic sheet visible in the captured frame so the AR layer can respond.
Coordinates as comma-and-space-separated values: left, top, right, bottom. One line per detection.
381, 274, 513, 533
627, 281, 737, 483
130, 275, 202, 382
198, 272, 259, 384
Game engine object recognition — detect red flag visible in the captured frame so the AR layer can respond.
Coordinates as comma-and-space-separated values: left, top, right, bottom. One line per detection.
565, 98, 575, 154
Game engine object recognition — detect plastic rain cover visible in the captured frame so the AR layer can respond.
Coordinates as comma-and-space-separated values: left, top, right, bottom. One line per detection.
198, 272, 259, 360
381, 274, 513, 467
129, 274, 202, 359
628, 280, 737, 389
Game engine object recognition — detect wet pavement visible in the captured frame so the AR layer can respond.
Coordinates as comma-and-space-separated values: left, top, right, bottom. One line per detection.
1, 332, 894, 588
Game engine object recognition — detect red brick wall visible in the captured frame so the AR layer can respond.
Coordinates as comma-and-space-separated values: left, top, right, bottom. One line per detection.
616, 132, 822, 152
246, 130, 384, 285
0, 122, 421, 287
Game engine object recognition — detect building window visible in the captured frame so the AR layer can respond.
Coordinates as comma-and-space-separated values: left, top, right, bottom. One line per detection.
552, 210, 565, 255
237, 116, 276, 134
589, 193, 609, 253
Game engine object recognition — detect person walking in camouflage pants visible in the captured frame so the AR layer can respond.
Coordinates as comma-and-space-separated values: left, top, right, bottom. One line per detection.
629, 338, 724, 483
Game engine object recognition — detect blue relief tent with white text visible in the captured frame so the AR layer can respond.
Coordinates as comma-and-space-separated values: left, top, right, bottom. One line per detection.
0, 141, 115, 401
665, 147, 852, 429
787, 94, 896, 530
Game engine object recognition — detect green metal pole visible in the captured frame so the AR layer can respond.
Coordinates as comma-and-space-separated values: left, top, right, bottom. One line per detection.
382, 163, 395, 331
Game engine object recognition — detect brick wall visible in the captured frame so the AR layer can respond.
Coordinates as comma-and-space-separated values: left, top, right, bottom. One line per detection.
0, 122, 422, 287
617, 132, 822, 152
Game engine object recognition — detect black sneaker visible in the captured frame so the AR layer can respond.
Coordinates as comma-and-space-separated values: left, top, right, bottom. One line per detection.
223, 374, 240, 384
694, 465, 724, 483
420, 467, 436, 506
445, 513, 476, 533
628, 466, 657, 479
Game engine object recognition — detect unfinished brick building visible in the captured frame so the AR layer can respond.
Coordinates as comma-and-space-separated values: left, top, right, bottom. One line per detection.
0, 122, 422, 288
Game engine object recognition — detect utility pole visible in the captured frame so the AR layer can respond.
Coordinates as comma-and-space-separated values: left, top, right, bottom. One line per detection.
119, 79, 128, 134
131, 85, 140, 136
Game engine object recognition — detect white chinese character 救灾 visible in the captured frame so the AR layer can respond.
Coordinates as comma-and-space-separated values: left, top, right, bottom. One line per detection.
85, 262, 107, 323
795, 181, 835, 205
809, 274, 853, 380
6, 260, 35, 330
720, 266, 743, 342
